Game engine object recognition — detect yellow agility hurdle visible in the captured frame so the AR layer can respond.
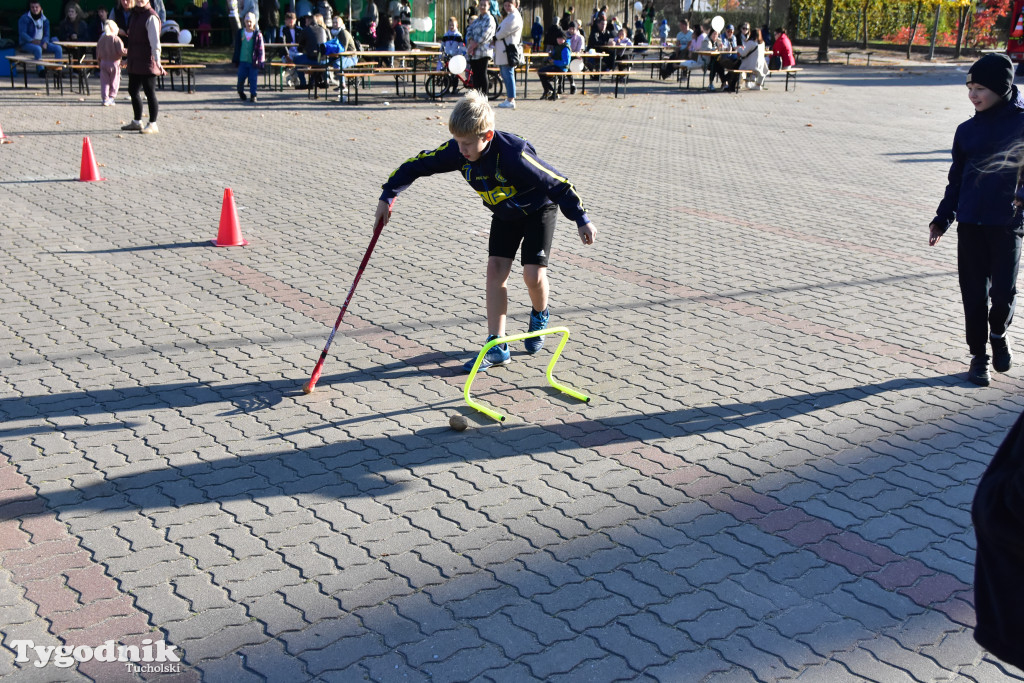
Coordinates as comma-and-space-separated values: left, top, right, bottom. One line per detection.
463, 326, 591, 422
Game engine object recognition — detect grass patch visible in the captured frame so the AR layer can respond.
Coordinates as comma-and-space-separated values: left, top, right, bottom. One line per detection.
181, 46, 232, 64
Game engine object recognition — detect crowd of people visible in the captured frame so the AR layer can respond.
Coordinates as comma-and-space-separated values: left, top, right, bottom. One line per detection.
7, 0, 804, 114
660, 17, 794, 91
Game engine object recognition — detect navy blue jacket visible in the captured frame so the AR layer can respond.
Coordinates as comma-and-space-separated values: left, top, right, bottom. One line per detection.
380, 131, 590, 226
933, 87, 1024, 231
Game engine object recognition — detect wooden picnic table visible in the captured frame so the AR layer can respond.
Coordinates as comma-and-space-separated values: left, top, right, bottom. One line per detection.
56, 41, 194, 63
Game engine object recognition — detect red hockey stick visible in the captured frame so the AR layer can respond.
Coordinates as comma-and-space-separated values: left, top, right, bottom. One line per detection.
303, 205, 391, 394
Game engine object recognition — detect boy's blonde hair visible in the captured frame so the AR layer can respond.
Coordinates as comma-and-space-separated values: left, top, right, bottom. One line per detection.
449, 90, 494, 137
103, 19, 118, 36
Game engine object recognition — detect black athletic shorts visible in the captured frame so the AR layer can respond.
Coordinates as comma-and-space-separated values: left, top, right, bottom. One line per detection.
488, 203, 558, 267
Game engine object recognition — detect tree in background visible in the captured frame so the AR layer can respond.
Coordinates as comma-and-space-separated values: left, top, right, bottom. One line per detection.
817, 0, 833, 60
792, 0, 1010, 53
906, 0, 922, 57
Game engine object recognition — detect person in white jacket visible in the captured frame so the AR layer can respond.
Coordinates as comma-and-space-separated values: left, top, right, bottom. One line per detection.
734, 27, 768, 90
493, 0, 522, 109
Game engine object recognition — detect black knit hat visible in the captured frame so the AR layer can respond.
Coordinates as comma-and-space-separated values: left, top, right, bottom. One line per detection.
967, 53, 1014, 99
550, 25, 565, 40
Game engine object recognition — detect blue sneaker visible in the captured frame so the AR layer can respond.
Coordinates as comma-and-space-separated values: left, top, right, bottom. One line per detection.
463, 335, 511, 373
524, 308, 549, 354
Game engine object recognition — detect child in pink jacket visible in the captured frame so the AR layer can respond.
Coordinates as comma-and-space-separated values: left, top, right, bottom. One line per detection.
96, 19, 127, 106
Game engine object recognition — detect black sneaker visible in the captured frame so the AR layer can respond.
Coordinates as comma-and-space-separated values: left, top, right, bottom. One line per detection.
238, 90, 247, 100
569, 84, 576, 94
969, 354, 991, 386
991, 335, 1012, 372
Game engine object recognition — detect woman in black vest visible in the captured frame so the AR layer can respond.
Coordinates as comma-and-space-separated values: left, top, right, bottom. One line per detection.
121, 0, 164, 134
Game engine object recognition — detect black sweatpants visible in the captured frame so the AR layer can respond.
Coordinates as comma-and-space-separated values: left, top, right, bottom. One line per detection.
957, 222, 1023, 356
538, 66, 566, 93
128, 74, 158, 123
469, 57, 489, 94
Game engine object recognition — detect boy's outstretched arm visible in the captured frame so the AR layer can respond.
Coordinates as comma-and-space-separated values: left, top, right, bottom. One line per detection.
579, 221, 596, 245
377, 141, 464, 232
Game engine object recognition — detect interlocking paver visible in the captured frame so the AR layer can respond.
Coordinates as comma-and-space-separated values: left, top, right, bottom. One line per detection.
4, 59, 1024, 682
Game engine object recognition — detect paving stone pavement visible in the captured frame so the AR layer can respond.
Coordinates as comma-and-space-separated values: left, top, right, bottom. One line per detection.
3, 60, 1024, 682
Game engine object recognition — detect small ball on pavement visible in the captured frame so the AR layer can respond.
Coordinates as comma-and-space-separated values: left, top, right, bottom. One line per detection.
449, 415, 469, 431
302, 383, 314, 394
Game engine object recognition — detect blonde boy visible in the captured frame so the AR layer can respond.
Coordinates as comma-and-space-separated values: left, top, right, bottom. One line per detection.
374, 90, 597, 371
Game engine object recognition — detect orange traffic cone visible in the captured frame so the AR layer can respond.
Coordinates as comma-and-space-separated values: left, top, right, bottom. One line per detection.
78, 137, 105, 181
212, 188, 249, 247
1014, 11, 1024, 38
0, 122, 11, 144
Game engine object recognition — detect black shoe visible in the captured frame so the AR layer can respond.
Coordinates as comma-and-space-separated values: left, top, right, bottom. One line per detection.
991, 335, 1012, 372
569, 84, 576, 94
540, 90, 551, 100
250, 95, 258, 103
238, 90, 247, 100
551, 91, 559, 100
969, 354, 991, 386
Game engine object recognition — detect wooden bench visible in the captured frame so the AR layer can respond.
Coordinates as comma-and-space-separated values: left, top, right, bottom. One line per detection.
62, 62, 96, 95
840, 49, 875, 66
769, 66, 801, 91
264, 61, 293, 91
297, 65, 431, 101
586, 70, 632, 98
4, 55, 65, 93
722, 68, 755, 91
158, 63, 204, 93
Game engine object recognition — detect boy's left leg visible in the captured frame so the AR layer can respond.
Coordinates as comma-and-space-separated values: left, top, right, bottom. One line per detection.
522, 264, 548, 314
989, 227, 1022, 372
520, 204, 556, 353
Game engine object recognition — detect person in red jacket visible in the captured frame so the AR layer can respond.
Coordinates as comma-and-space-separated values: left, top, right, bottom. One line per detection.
771, 27, 794, 68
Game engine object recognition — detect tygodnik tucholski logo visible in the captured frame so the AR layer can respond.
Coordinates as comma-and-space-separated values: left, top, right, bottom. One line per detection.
9, 638, 182, 673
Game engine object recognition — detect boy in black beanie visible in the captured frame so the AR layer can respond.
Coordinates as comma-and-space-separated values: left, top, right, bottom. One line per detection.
929, 53, 1024, 386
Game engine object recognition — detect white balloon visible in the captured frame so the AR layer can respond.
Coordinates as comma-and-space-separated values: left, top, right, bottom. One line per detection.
448, 54, 467, 74
633, 1, 642, 11
568, 58, 583, 73
710, 15, 725, 33
421, 16, 431, 32
178, 29, 191, 44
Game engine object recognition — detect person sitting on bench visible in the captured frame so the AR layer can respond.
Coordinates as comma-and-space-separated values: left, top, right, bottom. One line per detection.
18, 0, 63, 75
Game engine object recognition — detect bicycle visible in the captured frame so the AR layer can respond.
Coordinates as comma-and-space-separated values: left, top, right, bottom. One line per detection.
425, 54, 504, 101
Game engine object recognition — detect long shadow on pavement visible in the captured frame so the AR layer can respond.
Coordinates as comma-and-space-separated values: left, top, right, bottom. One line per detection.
0, 374, 961, 522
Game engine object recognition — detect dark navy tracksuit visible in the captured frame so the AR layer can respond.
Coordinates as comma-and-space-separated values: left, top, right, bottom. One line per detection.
380, 131, 590, 262
933, 87, 1024, 356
